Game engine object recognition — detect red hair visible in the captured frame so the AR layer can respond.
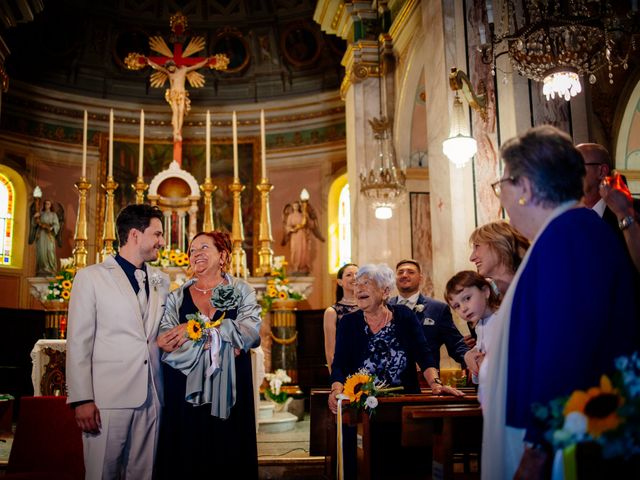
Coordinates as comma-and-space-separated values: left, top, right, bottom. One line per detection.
188, 231, 232, 272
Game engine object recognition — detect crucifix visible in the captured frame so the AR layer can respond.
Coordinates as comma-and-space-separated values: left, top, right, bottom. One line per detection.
125, 12, 229, 165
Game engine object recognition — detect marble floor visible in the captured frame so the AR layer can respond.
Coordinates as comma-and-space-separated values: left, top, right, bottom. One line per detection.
257, 414, 327, 479
0, 416, 327, 479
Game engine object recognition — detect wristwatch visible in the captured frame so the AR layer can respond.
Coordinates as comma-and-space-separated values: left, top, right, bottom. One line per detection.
619, 215, 635, 231
432, 378, 443, 386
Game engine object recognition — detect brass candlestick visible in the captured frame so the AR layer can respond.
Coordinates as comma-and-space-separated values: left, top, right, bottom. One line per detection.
200, 177, 217, 232
254, 178, 274, 276
132, 177, 148, 205
72, 178, 91, 269
229, 179, 246, 278
99, 176, 118, 262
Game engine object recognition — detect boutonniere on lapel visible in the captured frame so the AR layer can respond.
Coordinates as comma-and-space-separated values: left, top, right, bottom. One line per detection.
413, 304, 425, 313
423, 317, 435, 326
149, 273, 163, 291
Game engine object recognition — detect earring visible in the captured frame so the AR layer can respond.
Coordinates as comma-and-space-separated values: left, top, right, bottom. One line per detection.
518, 197, 527, 206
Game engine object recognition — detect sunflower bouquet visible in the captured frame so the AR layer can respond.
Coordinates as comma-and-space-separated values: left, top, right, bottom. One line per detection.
43, 257, 76, 303
533, 352, 640, 472
341, 369, 403, 415
149, 248, 189, 268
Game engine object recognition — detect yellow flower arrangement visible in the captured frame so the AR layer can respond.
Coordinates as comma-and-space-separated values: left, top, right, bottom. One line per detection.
149, 248, 189, 268
564, 375, 624, 437
340, 369, 403, 414
343, 372, 372, 403
186, 318, 203, 342
259, 256, 306, 314
533, 352, 640, 466
43, 257, 76, 303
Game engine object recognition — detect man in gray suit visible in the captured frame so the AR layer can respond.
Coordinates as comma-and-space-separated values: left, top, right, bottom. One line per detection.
387, 259, 468, 370
66, 204, 169, 479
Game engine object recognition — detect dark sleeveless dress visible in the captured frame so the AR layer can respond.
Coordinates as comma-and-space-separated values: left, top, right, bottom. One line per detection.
332, 301, 359, 324
155, 289, 258, 479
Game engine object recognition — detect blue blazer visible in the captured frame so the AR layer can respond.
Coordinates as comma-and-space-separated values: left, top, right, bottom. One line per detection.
388, 294, 469, 368
329, 305, 437, 394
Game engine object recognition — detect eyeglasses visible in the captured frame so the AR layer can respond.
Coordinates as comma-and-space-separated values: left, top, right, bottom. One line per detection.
491, 176, 517, 197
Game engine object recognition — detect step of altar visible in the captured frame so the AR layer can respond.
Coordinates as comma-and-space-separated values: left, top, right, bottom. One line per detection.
258, 400, 276, 420
258, 411, 298, 433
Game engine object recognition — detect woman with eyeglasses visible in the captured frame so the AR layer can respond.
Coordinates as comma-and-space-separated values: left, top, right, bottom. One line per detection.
480, 126, 639, 479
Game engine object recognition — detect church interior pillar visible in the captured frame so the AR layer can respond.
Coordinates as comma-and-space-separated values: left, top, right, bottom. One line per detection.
422, 0, 477, 295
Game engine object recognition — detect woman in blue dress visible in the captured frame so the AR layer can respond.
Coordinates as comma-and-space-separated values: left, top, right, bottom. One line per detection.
480, 126, 639, 479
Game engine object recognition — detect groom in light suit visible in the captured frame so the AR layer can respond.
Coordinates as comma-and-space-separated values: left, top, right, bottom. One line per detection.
387, 259, 469, 369
66, 204, 169, 479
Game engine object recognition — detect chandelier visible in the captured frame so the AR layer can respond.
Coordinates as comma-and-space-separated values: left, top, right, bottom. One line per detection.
360, 116, 407, 219
359, 0, 406, 220
442, 68, 487, 167
481, 1, 639, 101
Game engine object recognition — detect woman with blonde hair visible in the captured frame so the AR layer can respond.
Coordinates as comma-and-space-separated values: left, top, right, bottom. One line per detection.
469, 220, 529, 297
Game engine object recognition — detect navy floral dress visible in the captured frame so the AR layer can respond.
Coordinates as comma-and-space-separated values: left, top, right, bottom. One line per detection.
330, 305, 437, 394
362, 323, 408, 386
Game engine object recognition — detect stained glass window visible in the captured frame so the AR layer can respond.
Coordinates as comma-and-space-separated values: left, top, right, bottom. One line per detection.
338, 183, 351, 266
0, 174, 14, 265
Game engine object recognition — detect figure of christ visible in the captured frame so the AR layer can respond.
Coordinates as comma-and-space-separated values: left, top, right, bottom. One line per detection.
145, 57, 210, 143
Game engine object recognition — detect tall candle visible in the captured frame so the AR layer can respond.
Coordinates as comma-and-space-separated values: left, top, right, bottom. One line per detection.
82, 110, 88, 179
486, 0, 494, 23
108, 109, 114, 178
232, 111, 238, 180
260, 109, 266, 180
138, 110, 144, 178
206, 110, 211, 179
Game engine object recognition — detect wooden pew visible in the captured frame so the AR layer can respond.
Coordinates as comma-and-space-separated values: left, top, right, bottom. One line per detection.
311, 388, 481, 480
403, 403, 482, 480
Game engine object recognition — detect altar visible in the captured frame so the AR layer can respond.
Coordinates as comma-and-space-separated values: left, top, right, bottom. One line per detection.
30, 339, 67, 396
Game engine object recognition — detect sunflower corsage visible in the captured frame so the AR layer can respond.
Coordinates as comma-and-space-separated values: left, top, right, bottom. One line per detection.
342, 369, 403, 415
185, 311, 223, 345
532, 352, 640, 474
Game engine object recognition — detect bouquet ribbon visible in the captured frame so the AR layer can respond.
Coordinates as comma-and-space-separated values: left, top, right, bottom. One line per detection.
336, 394, 349, 480
205, 328, 222, 378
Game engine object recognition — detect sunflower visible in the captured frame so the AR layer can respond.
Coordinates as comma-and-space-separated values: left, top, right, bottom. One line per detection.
169, 251, 178, 261
343, 372, 373, 403
186, 319, 203, 341
180, 253, 189, 264
564, 375, 624, 437
278, 291, 288, 299
175, 257, 185, 266
268, 288, 278, 298
61, 290, 71, 300
61, 280, 72, 289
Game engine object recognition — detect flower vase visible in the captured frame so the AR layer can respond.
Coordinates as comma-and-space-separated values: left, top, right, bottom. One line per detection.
271, 299, 299, 311
270, 396, 293, 413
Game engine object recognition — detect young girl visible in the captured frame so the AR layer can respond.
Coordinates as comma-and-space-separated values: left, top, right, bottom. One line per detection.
445, 271, 501, 386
